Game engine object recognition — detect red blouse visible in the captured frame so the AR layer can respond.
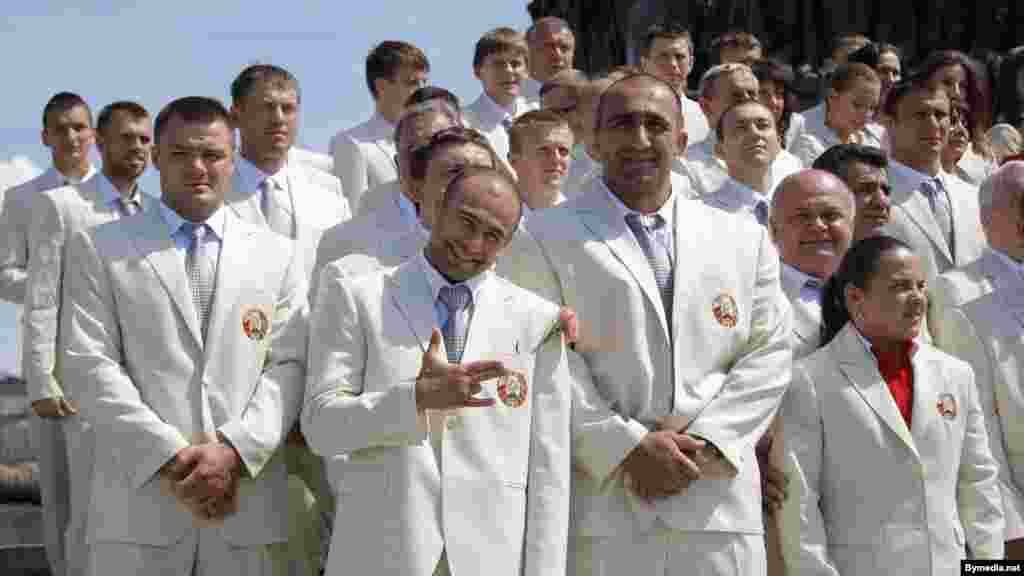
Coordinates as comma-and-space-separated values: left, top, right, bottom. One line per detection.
871, 341, 915, 428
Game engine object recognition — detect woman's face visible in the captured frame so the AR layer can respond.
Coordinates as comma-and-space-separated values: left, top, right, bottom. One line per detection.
828, 80, 880, 134
930, 63, 967, 103
757, 79, 785, 124
848, 248, 927, 345
945, 106, 971, 163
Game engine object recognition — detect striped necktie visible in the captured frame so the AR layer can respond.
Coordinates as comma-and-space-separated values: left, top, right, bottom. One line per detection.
625, 212, 674, 325
184, 222, 214, 339
438, 284, 472, 364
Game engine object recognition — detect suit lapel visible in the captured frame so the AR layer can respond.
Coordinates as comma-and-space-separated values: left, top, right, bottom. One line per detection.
892, 176, 953, 264
791, 300, 820, 347
909, 349, 943, 444
834, 326, 920, 460
131, 208, 203, 348
577, 181, 670, 340
204, 214, 257, 356
224, 168, 268, 228
387, 261, 438, 355
462, 276, 511, 362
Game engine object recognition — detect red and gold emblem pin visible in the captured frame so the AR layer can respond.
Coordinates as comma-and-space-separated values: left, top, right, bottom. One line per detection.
242, 307, 269, 341
712, 293, 738, 328
937, 393, 957, 420
497, 371, 528, 408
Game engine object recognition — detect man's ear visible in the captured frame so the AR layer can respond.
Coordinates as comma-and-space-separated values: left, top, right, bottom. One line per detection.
228, 103, 241, 130
41, 128, 51, 149
675, 127, 689, 157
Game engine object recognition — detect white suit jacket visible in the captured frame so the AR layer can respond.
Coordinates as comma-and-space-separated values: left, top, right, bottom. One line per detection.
289, 147, 336, 183
224, 160, 351, 283
60, 207, 309, 553
932, 249, 1024, 541
303, 259, 571, 576
0, 167, 91, 303
23, 176, 152, 403
524, 177, 792, 537
685, 137, 802, 197
781, 324, 1004, 575
463, 94, 538, 173
331, 112, 398, 212
881, 163, 986, 283
703, 176, 775, 223
789, 104, 883, 168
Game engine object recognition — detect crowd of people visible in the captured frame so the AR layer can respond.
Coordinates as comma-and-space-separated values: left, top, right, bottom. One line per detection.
0, 12, 1022, 576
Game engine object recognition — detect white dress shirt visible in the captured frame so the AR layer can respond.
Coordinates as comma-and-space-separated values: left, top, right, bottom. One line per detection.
235, 156, 293, 211
781, 263, 824, 308
417, 251, 491, 331
991, 248, 1024, 283
158, 201, 225, 273
602, 177, 677, 263
95, 173, 142, 213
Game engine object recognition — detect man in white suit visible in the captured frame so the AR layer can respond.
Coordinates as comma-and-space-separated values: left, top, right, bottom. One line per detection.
226, 64, 349, 574
686, 64, 802, 197
932, 161, 1024, 559
524, 73, 792, 575
464, 28, 538, 173
303, 166, 572, 575
332, 41, 429, 212
61, 96, 308, 575
764, 169, 855, 575
0, 91, 96, 576
524, 17, 575, 104
639, 23, 709, 147
704, 101, 798, 224
24, 101, 153, 576
880, 79, 986, 284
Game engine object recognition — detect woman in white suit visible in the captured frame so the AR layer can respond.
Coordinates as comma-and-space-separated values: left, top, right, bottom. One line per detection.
780, 235, 1005, 575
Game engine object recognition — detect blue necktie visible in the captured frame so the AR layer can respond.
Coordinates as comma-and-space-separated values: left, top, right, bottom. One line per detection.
439, 284, 472, 364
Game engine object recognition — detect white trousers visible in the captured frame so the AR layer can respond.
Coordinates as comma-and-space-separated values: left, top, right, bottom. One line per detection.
34, 417, 69, 576
90, 532, 285, 576
573, 524, 766, 576
63, 414, 94, 576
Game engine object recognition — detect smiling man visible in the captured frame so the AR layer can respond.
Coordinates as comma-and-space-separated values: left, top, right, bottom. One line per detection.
507, 110, 572, 212
813, 143, 892, 241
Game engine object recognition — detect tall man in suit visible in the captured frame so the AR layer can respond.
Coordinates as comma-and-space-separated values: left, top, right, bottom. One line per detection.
932, 161, 1024, 559
0, 91, 96, 576
765, 169, 855, 574
881, 79, 986, 284
524, 73, 792, 575
226, 64, 349, 574
24, 101, 153, 576
62, 96, 308, 575
332, 41, 429, 212
303, 166, 572, 575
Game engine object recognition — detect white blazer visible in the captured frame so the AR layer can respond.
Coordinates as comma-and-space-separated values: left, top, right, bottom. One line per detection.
780, 324, 1004, 575
932, 249, 1024, 541
224, 160, 351, 283
289, 147, 336, 183
789, 103, 883, 168
60, 207, 309, 556
881, 163, 986, 283
23, 176, 151, 402
303, 259, 571, 576
0, 167, 89, 303
685, 137, 803, 197
331, 112, 398, 213
463, 94, 538, 174
524, 177, 792, 537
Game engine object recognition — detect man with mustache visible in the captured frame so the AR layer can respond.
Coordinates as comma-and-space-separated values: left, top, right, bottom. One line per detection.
704, 101, 789, 225
0, 91, 96, 576
813, 143, 893, 241
524, 17, 575, 104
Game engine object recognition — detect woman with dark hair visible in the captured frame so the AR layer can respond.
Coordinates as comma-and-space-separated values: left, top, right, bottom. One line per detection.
791, 63, 883, 167
918, 50, 997, 184
779, 236, 1005, 574
751, 58, 805, 149
996, 46, 1024, 132
942, 102, 986, 184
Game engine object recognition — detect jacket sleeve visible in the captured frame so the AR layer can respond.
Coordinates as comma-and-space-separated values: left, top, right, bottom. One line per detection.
22, 191, 66, 402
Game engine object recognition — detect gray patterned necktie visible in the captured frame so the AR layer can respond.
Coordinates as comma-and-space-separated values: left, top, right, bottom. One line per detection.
626, 212, 674, 325
921, 178, 954, 252
184, 222, 214, 338
260, 177, 294, 238
117, 195, 140, 217
438, 284, 472, 364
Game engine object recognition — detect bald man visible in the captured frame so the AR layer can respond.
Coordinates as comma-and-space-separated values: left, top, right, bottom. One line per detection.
766, 170, 855, 574
931, 161, 1024, 559
304, 166, 572, 575
521, 73, 791, 576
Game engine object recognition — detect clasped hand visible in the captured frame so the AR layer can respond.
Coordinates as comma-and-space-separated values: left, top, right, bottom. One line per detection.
622, 430, 707, 502
160, 441, 242, 524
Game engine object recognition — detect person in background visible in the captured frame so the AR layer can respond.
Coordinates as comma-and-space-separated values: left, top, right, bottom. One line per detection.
943, 102, 979, 183
985, 123, 1023, 165
994, 46, 1024, 132
332, 41, 429, 212
931, 161, 1024, 560
524, 16, 575, 104
813, 143, 893, 241
0, 91, 97, 576
507, 110, 572, 212
711, 29, 763, 65
791, 63, 882, 167
829, 34, 871, 69
639, 23, 709, 147
539, 68, 590, 183
781, 235, 1004, 574
751, 58, 806, 149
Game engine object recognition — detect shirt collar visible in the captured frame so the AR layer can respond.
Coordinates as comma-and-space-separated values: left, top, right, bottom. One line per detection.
396, 189, 420, 231
888, 160, 949, 192
54, 163, 97, 185
96, 172, 141, 208
781, 263, 824, 304
991, 247, 1024, 280
851, 324, 920, 360
236, 155, 290, 195
417, 249, 491, 307
600, 177, 677, 225
725, 177, 771, 211
479, 92, 526, 126
158, 200, 227, 242
371, 110, 397, 134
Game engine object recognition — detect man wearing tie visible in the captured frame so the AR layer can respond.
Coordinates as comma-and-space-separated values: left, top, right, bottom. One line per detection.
0, 91, 96, 576
524, 73, 792, 575
931, 161, 1024, 559
332, 41, 429, 212
225, 64, 349, 573
304, 166, 571, 575
24, 101, 153, 576
62, 96, 308, 575
880, 79, 986, 284
704, 101, 788, 225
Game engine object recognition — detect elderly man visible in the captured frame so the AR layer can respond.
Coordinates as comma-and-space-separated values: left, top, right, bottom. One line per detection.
523, 72, 792, 576
813, 143, 893, 241
931, 161, 1024, 560
686, 64, 802, 197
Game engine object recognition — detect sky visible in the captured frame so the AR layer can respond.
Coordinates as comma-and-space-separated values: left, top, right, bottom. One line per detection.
0, 1, 532, 375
